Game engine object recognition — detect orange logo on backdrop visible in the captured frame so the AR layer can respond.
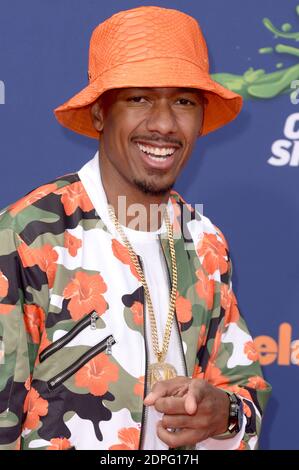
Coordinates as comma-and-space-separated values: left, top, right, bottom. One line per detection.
254, 323, 299, 366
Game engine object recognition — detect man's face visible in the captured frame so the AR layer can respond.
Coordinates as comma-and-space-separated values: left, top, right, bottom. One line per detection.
92, 87, 204, 196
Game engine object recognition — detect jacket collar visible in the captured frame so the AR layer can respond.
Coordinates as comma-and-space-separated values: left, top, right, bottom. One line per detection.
79, 152, 204, 376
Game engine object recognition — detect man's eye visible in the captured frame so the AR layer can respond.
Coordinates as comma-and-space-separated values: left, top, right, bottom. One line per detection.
177, 98, 195, 106
128, 96, 146, 103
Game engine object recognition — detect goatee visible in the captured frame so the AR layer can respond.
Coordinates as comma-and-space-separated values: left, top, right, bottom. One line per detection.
133, 179, 174, 196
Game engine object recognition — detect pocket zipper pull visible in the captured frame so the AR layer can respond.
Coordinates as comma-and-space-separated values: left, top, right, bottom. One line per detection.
105, 336, 114, 355
90, 312, 98, 330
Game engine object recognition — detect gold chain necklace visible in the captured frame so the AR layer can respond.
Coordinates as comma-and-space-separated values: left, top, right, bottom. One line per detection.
108, 206, 178, 388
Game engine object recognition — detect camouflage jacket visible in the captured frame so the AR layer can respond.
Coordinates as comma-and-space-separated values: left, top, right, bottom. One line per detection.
0, 155, 271, 450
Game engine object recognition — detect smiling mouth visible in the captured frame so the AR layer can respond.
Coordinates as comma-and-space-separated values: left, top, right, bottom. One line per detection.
136, 142, 177, 161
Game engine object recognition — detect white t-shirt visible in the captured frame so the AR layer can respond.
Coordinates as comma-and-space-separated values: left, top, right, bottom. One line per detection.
122, 223, 186, 450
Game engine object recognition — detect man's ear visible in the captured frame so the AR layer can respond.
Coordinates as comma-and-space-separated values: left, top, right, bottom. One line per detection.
90, 99, 104, 132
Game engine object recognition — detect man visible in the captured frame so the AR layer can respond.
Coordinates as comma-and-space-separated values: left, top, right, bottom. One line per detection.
0, 6, 270, 450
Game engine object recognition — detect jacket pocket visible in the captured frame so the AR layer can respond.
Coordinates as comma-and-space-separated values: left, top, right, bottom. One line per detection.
39, 311, 99, 363
47, 334, 116, 391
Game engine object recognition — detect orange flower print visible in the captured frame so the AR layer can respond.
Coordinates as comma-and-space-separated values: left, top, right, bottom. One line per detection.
176, 292, 192, 323
134, 376, 145, 397
213, 226, 229, 250
25, 376, 32, 391
64, 232, 82, 257
75, 352, 118, 396
205, 362, 229, 388
225, 384, 252, 402
197, 233, 228, 275
63, 271, 107, 321
38, 331, 52, 360
224, 292, 240, 327
197, 324, 207, 349
193, 364, 204, 380
55, 181, 93, 216
24, 304, 45, 344
130, 301, 143, 326
39, 246, 58, 288
209, 329, 222, 363
9, 183, 58, 216
23, 387, 48, 430
0, 305, 14, 315
195, 269, 214, 309
244, 341, 259, 362
220, 283, 231, 311
17, 243, 58, 289
14, 437, 21, 450
0, 270, 8, 297
243, 401, 252, 418
237, 440, 246, 450
17, 242, 37, 268
112, 239, 140, 280
170, 190, 193, 212
109, 427, 140, 450
204, 330, 229, 387
247, 376, 268, 390
47, 438, 72, 450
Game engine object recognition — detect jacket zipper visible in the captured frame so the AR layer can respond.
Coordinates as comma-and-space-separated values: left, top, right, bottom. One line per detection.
47, 334, 115, 391
138, 256, 149, 450
39, 311, 99, 363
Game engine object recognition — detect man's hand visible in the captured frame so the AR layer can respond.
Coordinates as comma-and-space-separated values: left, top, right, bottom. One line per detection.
144, 376, 230, 448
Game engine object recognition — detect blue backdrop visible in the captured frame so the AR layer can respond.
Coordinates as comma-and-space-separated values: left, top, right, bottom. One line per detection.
1, 0, 298, 450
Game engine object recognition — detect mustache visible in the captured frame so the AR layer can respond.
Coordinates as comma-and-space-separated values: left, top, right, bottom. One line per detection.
133, 134, 182, 146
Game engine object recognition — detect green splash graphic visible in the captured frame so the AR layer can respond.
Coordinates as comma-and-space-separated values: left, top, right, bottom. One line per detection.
211, 5, 299, 99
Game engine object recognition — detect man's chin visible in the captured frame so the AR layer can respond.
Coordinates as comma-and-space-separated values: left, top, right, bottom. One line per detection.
133, 178, 174, 196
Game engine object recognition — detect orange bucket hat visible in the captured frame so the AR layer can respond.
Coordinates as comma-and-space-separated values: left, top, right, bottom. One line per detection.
54, 6, 242, 137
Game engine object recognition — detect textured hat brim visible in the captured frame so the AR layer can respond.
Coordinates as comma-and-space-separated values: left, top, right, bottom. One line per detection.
54, 57, 242, 138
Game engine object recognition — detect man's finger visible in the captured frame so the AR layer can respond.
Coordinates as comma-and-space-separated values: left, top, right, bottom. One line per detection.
144, 376, 190, 405
154, 396, 186, 414
184, 379, 205, 415
161, 413, 198, 430
156, 421, 203, 448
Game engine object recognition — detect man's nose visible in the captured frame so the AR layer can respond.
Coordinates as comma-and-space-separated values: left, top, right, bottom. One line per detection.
146, 101, 178, 135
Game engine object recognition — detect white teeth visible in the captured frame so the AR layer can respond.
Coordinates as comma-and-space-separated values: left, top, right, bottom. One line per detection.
136, 142, 176, 157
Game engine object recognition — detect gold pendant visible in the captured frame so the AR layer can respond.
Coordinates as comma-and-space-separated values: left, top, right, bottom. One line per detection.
148, 362, 177, 388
